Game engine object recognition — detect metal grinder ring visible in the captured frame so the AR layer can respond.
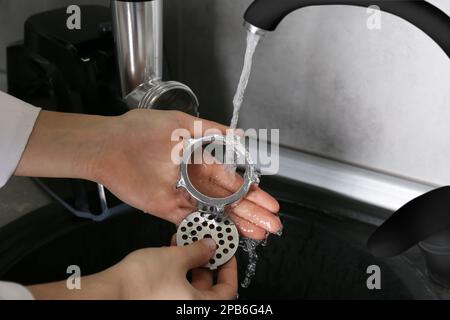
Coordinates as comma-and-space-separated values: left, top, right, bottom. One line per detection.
176, 211, 239, 270
175, 134, 259, 269
176, 134, 260, 213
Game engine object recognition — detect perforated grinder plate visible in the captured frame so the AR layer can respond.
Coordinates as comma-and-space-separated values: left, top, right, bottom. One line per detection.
176, 211, 239, 270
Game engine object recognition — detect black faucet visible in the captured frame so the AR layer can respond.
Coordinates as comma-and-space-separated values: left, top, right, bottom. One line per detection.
368, 187, 450, 288
244, 0, 450, 59
243, 0, 450, 288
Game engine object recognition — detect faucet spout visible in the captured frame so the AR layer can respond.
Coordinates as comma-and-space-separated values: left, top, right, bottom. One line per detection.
244, 0, 450, 59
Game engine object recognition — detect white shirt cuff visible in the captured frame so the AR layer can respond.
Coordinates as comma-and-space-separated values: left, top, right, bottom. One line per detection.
0, 281, 34, 300
0, 91, 41, 188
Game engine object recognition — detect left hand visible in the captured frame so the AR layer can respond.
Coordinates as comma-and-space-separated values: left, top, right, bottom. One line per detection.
28, 237, 238, 300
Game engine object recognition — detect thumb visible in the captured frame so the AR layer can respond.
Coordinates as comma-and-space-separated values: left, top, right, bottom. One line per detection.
176, 238, 217, 270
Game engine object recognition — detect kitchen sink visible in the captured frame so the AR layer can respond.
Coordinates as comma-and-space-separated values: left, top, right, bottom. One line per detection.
0, 176, 442, 299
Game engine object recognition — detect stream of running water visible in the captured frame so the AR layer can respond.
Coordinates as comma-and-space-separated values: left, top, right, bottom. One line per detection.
226, 30, 273, 288
225, 30, 262, 172
229, 30, 262, 130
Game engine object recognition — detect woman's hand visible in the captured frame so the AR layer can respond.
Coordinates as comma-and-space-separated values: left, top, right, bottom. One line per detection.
15, 109, 282, 239
28, 238, 238, 300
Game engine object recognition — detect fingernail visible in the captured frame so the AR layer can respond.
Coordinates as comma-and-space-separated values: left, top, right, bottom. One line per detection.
202, 238, 216, 251
275, 225, 284, 237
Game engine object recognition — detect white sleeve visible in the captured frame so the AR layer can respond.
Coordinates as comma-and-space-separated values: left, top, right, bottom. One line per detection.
0, 281, 34, 300
0, 91, 41, 188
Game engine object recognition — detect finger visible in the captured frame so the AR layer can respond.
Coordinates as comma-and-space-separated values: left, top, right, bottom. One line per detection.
173, 234, 214, 290
173, 231, 215, 291
190, 179, 282, 233
203, 165, 280, 213
208, 184, 282, 233
199, 153, 280, 214
187, 168, 282, 233
230, 199, 282, 234
186, 176, 281, 234
191, 268, 213, 290
174, 238, 217, 270
171, 233, 214, 292
221, 177, 279, 214
242, 185, 280, 213
207, 257, 238, 300
229, 213, 266, 240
